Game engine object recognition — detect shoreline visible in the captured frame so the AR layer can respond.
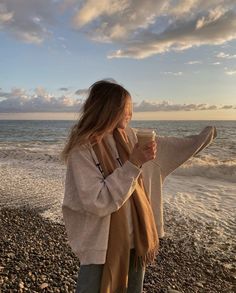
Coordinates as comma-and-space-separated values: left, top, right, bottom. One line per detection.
0, 207, 234, 292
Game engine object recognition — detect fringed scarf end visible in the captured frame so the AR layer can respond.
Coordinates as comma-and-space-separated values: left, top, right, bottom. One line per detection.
134, 248, 159, 272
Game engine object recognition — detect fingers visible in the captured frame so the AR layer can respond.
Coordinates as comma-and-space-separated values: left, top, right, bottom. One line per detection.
143, 141, 157, 159
130, 141, 157, 165
142, 141, 157, 152
147, 149, 157, 159
142, 141, 156, 149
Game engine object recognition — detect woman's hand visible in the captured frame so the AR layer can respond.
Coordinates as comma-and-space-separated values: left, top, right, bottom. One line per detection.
129, 141, 157, 167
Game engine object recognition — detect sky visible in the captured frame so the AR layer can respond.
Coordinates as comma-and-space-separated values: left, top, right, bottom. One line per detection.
0, 0, 236, 120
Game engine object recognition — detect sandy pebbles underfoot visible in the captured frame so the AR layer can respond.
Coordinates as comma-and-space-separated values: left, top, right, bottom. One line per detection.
0, 207, 235, 293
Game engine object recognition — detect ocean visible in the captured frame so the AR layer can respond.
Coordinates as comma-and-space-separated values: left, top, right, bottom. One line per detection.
0, 120, 235, 181
0, 120, 235, 268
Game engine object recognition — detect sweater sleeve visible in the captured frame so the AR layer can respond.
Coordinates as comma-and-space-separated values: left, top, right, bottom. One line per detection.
155, 126, 217, 180
64, 147, 141, 217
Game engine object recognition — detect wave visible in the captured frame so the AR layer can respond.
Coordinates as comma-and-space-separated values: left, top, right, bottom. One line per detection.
0, 147, 235, 183
173, 155, 236, 183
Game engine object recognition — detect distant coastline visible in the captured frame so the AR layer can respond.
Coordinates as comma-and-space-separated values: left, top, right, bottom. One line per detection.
0, 111, 236, 121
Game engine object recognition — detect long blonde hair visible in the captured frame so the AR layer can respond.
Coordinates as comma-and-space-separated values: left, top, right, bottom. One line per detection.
60, 80, 131, 163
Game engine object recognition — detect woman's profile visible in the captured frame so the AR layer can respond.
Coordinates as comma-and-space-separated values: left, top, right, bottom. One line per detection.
61, 79, 217, 293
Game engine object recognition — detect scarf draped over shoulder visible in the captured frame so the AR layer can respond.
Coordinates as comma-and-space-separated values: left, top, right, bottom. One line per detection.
92, 128, 159, 293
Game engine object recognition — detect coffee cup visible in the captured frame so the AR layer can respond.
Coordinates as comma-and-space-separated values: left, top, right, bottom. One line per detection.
136, 129, 156, 146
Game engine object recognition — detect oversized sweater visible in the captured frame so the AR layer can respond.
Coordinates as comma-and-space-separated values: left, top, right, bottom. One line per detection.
62, 126, 217, 265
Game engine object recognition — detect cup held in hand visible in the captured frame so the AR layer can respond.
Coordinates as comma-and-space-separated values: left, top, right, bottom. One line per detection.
136, 129, 156, 147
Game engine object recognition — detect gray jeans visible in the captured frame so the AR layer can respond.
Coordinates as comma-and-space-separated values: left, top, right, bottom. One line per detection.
76, 249, 145, 293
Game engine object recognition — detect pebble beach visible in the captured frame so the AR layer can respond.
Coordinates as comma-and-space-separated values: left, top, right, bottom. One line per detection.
0, 206, 234, 293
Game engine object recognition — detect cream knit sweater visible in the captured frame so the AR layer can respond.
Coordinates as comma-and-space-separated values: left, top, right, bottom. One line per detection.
62, 126, 217, 265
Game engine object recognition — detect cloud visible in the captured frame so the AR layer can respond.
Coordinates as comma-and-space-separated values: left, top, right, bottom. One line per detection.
109, 8, 236, 59
0, 0, 57, 44
59, 87, 69, 91
1, 0, 236, 59
225, 69, 236, 75
195, 6, 226, 30
134, 100, 235, 112
67, 0, 236, 59
75, 88, 89, 96
221, 105, 235, 109
0, 88, 27, 99
224, 66, 236, 75
0, 87, 235, 113
186, 60, 203, 65
72, 0, 129, 29
162, 71, 183, 76
0, 4, 14, 24
71, 0, 165, 42
216, 52, 236, 59
0, 87, 83, 112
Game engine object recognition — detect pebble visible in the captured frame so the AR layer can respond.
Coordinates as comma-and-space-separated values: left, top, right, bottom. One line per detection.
0, 207, 234, 293
19, 281, 24, 289
196, 282, 204, 288
39, 282, 49, 289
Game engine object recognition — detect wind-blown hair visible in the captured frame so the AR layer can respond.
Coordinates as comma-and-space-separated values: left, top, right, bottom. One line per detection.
60, 80, 131, 162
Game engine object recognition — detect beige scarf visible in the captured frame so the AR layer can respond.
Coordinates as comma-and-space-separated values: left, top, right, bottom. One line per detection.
92, 128, 159, 293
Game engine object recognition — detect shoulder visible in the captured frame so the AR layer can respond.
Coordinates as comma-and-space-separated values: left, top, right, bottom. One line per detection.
68, 143, 93, 162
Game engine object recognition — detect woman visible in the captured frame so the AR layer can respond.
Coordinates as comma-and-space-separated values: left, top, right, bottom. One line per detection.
61, 80, 217, 293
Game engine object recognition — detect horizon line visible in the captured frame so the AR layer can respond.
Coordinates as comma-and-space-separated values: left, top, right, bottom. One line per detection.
0, 118, 235, 121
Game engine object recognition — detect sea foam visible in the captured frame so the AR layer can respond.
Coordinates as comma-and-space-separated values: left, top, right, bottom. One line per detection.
173, 155, 236, 183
